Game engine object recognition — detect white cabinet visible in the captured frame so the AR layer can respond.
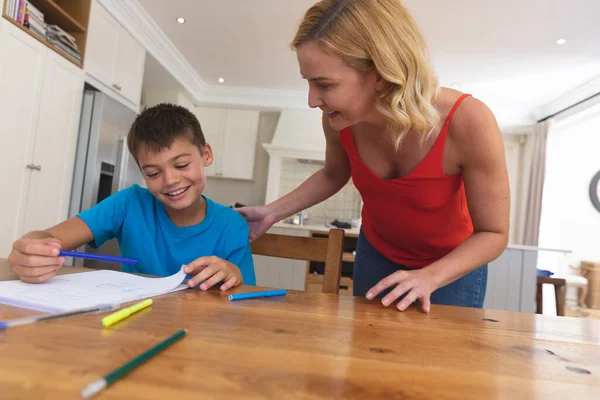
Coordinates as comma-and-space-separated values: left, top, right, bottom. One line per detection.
483, 246, 538, 313
85, 1, 145, 108
113, 24, 145, 105
194, 107, 259, 180
193, 106, 225, 178
23, 53, 84, 233
0, 21, 84, 256
84, 2, 118, 87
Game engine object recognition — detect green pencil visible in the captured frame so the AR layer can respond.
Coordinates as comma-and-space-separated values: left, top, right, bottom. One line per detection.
81, 329, 187, 398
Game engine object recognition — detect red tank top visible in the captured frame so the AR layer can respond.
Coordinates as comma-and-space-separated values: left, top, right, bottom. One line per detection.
340, 94, 473, 268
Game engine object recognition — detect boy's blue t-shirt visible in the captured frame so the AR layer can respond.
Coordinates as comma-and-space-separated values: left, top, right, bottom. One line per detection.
77, 185, 256, 285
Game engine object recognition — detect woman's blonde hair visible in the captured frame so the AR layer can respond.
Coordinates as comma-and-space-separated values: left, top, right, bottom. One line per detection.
292, 0, 440, 149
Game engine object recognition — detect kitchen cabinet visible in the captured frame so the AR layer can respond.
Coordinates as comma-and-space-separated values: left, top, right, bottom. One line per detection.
85, 1, 145, 108
0, 21, 84, 256
194, 107, 259, 180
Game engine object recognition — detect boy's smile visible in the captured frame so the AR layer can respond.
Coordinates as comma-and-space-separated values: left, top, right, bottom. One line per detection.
138, 137, 213, 226
163, 185, 190, 201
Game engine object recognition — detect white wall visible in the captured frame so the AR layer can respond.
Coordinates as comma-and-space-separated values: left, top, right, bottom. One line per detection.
538, 103, 600, 273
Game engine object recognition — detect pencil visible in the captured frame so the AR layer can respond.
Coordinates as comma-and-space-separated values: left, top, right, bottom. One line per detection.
0, 304, 120, 330
81, 329, 187, 399
59, 250, 138, 265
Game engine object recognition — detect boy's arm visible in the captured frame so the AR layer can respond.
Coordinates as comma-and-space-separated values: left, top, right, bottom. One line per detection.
24, 217, 94, 249
9, 186, 134, 283
222, 219, 256, 286
224, 242, 256, 286
184, 219, 257, 290
8, 218, 93, 283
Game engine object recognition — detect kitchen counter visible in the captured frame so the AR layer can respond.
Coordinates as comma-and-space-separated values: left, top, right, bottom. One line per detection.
272, 222, 360, 237
272, 223, 571, 252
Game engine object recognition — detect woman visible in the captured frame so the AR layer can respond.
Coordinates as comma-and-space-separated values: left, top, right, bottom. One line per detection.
238, 0, 509, 312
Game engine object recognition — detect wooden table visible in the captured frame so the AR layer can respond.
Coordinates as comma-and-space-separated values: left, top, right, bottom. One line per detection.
1, 263, 599, 399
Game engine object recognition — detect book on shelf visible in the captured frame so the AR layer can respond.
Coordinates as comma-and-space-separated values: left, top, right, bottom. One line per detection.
24, 14, 47, 33
25, 1, 43, 20
48, 38, 82, 62
5, 0, 83, 65
48, 25, 77, 49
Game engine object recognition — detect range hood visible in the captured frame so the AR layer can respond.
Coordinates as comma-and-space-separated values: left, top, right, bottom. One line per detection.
263, 109, 327, 203
263, 109, 326, 161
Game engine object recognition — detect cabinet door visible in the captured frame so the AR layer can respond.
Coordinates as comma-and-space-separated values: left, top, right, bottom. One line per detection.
221, 109, 259, 180
22, 52, 84, 233
194, 107, 225, 177
113, 25, 145, 105
0, 22, 47, 255
84, 2, 118, 88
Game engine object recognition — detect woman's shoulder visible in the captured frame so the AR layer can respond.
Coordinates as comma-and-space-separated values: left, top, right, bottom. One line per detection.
438, 87, 499, 143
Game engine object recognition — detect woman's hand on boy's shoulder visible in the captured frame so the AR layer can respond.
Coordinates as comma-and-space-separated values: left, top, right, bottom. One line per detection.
184, 256, 243, 291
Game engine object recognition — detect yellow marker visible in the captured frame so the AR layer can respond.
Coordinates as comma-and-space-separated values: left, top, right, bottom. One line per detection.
102, 299, 153, 327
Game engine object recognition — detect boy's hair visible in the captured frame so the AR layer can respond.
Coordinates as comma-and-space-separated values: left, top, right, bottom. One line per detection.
127, 103, 206, 161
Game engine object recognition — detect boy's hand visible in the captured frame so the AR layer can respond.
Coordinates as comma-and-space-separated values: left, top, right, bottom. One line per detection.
184, 256, 243, 291
8, 237, 65, 283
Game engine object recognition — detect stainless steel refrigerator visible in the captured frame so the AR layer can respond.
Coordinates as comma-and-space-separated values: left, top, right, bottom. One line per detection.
68, 85, 144, 268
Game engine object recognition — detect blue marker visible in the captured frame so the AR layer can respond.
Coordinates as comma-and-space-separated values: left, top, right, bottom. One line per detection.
228, 289, 287, 301
59, 250, 138, 265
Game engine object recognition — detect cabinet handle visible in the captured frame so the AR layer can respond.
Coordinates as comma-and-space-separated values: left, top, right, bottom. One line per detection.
26, 164, 42, 171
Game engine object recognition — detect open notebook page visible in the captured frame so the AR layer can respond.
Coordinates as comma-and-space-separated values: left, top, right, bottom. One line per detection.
0, 267, 187, 313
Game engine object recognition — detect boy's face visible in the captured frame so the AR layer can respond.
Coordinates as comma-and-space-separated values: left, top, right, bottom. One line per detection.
137, 137, 213, 212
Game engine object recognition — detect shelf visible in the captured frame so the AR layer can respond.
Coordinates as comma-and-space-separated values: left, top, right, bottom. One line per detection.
1, 14, 82, 68
29, 0, 86, 32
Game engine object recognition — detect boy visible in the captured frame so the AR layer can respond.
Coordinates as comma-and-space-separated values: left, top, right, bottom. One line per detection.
8, 103, 256, 291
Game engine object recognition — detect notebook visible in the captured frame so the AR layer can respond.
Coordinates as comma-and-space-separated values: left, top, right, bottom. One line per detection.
0, 267, 188, 313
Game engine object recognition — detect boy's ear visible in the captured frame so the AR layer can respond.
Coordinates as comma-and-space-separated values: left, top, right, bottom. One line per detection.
202, 143, 214, 167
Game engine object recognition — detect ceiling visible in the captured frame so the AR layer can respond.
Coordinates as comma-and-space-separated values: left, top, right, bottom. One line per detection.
139, 0, 600, 126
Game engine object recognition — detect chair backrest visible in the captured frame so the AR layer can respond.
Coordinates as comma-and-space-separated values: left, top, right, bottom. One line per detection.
251, 229, 345, 294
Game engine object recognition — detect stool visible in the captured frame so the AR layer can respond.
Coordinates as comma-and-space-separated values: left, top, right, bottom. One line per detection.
536, 276, 566, 316
564, 275, 588, 308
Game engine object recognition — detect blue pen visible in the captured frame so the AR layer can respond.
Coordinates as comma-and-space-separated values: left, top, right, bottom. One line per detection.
228, 289, 287, 301
59, 250, 138, 265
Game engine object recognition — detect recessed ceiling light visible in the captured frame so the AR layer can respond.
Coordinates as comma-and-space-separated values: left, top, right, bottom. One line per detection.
556, 38, 566, 45
176, 17, 185, 24
218, 78, 225, 83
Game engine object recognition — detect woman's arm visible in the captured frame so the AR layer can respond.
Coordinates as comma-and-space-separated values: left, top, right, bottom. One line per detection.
366, 96, 510, 312
264, 112, 352, 221
422, 97, 510, 289
238, 112, 352, 239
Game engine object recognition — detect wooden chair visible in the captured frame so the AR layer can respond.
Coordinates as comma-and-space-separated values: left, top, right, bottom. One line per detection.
251, 229, 345, 294
536, 276, 566, 316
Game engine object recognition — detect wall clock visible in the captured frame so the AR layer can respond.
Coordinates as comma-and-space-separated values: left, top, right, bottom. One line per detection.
589, 170, 600, 212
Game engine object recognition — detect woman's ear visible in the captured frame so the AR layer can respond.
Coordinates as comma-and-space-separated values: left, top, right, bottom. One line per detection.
375, 73, 388, 92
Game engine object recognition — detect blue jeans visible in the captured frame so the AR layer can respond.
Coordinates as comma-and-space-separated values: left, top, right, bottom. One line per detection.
353, 230, 487, 308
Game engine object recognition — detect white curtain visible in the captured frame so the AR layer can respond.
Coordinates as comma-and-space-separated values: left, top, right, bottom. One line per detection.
515, 119, 554, 246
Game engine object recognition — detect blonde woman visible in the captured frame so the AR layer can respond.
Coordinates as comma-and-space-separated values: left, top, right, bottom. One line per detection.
238, 0, 509, 312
